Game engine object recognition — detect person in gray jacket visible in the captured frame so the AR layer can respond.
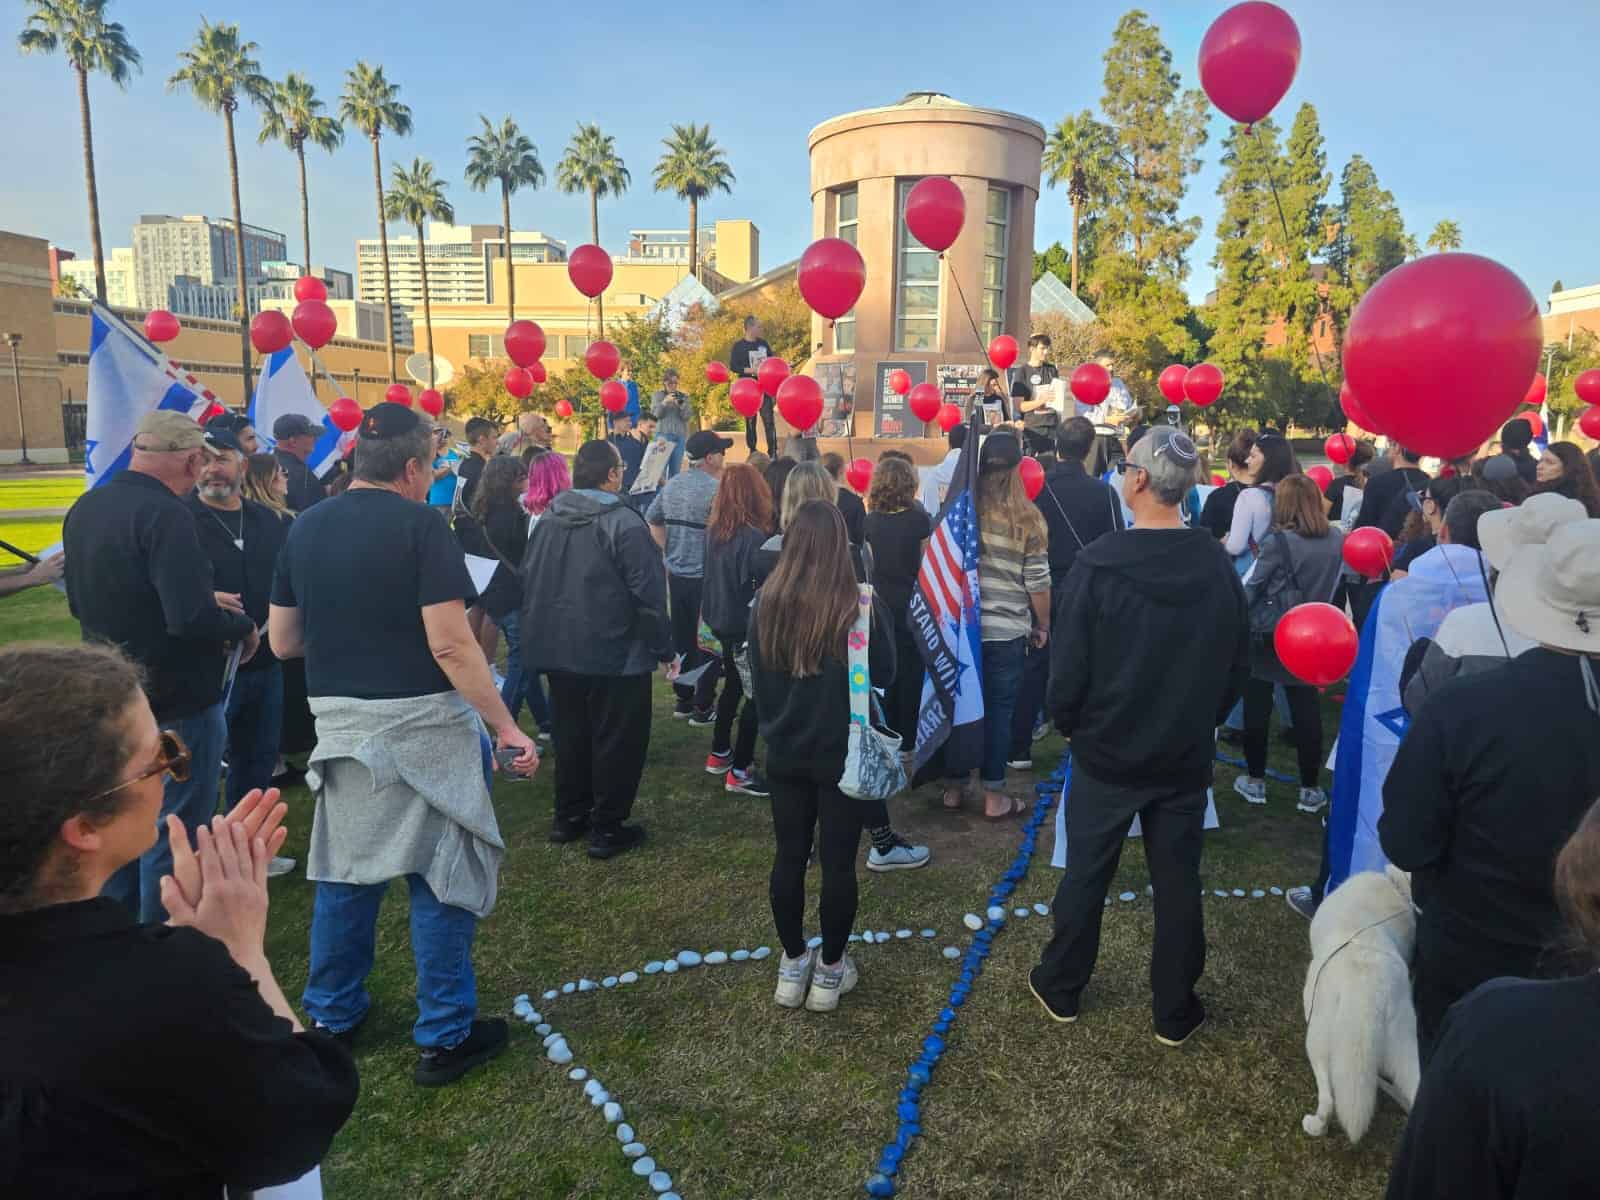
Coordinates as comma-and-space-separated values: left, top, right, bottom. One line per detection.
521, 440, 675, 859
651, 368, 692, 478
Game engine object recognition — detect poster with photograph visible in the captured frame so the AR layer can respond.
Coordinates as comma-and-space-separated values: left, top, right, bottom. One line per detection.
937, 363, 982, 413
816, 361, 857, 440
874, 361, 926, 438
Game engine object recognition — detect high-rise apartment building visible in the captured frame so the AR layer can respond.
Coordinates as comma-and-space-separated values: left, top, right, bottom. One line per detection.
131, 214, 287, 310
59, 247, 138, 308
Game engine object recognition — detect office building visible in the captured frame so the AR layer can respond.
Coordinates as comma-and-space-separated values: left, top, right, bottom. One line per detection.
258, 260, 355, 300
624, 220, 760, 283
59, 247, 138, 308
131, 214, 287, 310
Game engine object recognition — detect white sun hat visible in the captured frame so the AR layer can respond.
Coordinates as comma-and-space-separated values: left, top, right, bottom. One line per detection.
1495, 520, 1600, 655
1476, 492, 1588, 573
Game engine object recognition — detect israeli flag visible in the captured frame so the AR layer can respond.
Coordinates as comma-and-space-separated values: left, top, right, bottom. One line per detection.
248, 348, 346, 478
84, 303, 211, 489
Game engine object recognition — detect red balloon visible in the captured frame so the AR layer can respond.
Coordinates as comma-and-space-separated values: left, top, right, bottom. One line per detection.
1524, 372, 1547, 408
554, 398, 574, 419
936, 403, 962, 433
144, 309, 181, 343
1212, 473, 1227, 486
1306, 464, 1334, 493
504, 320, 546, 367
988, 335, 1019, 371
776, 374, 823, 432
1324, 433, 1356, 464
1184, 362, 1225, 407
797, 237, 866, 320
1274, 602, 1359, 687
293, 275, 327, 303
1517, 409, 1544, 438
385, 383, 412, 406
418, 388, 444, 418
757, 356, 790, 397
567, 244, 612, 298
1340, 381, 1377, 434
527, 360, 547, 385
845, 458, 873, 494
584, 339, 620, 381
1158, 364, 1189, 404
249, 309, 293, 355
1342, 526, 1395, 579
909, 382, 943, 424
1019, 455, 1045, 501
1575, 370, 1600, 407
1069, 362, 1111, 407
904, 177, 964, 253
729, 378, 764, 418
600, 380, 628, 413
291, 299, 338, 350
1343, 253, 1542, 460
706, 361, 730, 384
1198, 1, 1302, 126
202, 403, 225, 423
1579, 406, 1600, 441
327, 396, 362, 432
504, 367, 533, 399
888, 369, 912, 396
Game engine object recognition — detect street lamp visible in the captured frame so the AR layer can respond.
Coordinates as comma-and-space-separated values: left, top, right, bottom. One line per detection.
4, 332, 31, 466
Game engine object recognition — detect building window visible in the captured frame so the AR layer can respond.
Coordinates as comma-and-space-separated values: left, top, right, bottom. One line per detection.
982, 187, 1009, 343
562, 335, 589, 360
834, 188, 859, 352
895, 180, 941, 352
467, 334, 505, 360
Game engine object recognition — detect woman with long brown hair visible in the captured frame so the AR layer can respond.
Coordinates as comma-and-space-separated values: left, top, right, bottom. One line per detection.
1533, 441, 1600, 517
750, 501, 896, 1012
864, 455, 930, 745
701, 464, 775, 795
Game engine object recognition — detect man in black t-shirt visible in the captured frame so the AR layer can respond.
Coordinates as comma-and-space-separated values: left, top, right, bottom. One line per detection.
730, 315, 776, 455
455, 417, 498, 516
1015, 333, 1062, 454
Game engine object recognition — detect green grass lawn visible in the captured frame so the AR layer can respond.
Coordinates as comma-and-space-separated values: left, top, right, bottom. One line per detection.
0, 597, 1402, 1198
0, 474, 83, 513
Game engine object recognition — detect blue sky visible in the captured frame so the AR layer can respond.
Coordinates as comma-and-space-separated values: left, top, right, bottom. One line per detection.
6, 1, 1596, 307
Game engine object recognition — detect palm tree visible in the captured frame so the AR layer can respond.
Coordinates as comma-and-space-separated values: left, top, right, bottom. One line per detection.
19, 1, 141, 306
465, 115, 543, 325
1042, 111, 1115, 295
556, 123, 629, 333
1426, 219, 1463, 253
652, 123, 734, 284
259, 73, 343, 273
169, 20, 270, 390
384, 159, 454, 387
340, 62, 412, 382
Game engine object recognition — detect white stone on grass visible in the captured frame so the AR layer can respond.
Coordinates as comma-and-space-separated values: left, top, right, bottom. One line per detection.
568, 1068, 588, 1082
731, 949, 750, 961
601, 977, 618, 989
1213, 889, 1228, 898
807, 936, 823, 950
622, 1142, 647, 1158
521, 1013, 538, 1025
616, 1123, 634, 1144
1033, 903, 1049, 916
1270, 886, 1284, 896
751, 946, 772, 960
619, 971, 639, 984
547, 1041, 573, 1065
543, 990, 558, 1001
662, 959, 679, 974
578, 979, 597, 993
535, 1022, 551, 1036
644, 961, 665, 975
677, 950, 703, 968
603, 1101, 622, 1123
896, 929, 913, 939
921, 929, 936, 938
986, 906, 1006, 923
942, 947, 961, 960
848, 934, 862, 943
1013, 908, 1030, 919
584, 1079, 603, 1098
1119, 891, 1136, 902
1251, 889, 1266, 899
705, 951, 728, 965
632, 1155, 656, 1176
649, 1171, 672, 1193
590, 1090, 609, 1107
514, 993, 529, 1005
560, 982, 575, 995
1231, 889, 1246, 898
963, 913, 984, 931
542, 1032, 563, 1048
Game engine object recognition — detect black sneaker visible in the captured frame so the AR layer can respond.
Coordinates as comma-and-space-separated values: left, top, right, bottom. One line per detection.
587, 823, 647, 860
413, 1018, 509, 1087
687, 707, 716, 727
314, 1004, 373, 1050
1027, 967, 1079, 1024
1155, 997, 1207, 1048
672, 702, 695, 720
548, 816, 591, 844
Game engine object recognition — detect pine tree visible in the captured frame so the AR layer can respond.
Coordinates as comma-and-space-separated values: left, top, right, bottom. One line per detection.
1328, 155, 1407, 298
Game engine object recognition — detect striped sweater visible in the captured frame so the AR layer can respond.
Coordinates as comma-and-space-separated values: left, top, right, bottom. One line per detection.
977, 510, 1050, 642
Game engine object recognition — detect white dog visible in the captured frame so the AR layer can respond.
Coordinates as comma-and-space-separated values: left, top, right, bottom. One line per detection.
1301, 865, 1420, 1144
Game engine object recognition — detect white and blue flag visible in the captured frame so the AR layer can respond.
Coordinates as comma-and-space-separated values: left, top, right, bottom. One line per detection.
248, 347, 347, 477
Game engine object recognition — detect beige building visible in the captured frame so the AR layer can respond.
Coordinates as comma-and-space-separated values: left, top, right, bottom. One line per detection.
59, 247, 137, 307
1545, 282, 1600, 346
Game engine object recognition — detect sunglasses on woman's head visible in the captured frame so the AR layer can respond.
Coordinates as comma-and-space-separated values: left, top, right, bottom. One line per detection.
87, 730, 191, 804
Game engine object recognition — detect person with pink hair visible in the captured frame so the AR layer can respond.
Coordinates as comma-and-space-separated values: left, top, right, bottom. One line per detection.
504, 450, 571, 738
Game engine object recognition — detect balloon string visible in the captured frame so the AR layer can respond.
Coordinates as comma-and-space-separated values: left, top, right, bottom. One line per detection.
944, 258, 989, 357
1250, 127, 1336, 395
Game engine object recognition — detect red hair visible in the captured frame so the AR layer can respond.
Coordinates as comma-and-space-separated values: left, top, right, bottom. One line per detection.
707, 463, 774, 543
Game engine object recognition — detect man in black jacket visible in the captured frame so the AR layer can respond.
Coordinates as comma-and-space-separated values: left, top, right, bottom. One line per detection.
522, 440, 675, 858
271, 413, 327, 513
730, 315, 775, 455
1355, 442, 1430, 537
63, 411, 258, 921
1028, 427, 1249, 1046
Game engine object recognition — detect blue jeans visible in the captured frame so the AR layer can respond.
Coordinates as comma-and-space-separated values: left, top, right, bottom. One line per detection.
498, 609, 552, 731
224, 665, 283, 808
948, 636, 1027, 789
102, 701, 227, 923
303, 874, 479, 1049
663, 432, 685, 479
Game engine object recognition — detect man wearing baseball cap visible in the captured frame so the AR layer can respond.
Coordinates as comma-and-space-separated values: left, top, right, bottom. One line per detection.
63, 409, 259, 922
272, 412, 327, 513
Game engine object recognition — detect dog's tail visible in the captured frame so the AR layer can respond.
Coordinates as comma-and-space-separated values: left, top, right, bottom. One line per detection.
1327, 968, 1383, 1144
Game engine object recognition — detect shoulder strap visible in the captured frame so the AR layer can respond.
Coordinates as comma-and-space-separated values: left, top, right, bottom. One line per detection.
1043, 480, 1090, 550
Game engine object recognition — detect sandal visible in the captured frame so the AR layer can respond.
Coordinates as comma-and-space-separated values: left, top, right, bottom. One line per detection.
941, 786, 966, 812
983, 794, 1028, 822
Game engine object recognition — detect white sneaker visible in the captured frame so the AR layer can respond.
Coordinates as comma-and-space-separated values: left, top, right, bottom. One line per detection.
1232, 776, 1267, 805
774, 948, 816, 1009
1297, 787, 1329, 815
867, 839, 931, 871
1006, 757, 1033, 770
805, 954, 859, 1013
267, 856, 297, 878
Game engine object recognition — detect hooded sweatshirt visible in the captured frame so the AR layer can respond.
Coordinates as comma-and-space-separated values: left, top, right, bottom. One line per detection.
1049, 527, 1249, 789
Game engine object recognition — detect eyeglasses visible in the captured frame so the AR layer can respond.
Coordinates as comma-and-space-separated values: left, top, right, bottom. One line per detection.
1114, 460, 1146, 476
87, 729, 191, 804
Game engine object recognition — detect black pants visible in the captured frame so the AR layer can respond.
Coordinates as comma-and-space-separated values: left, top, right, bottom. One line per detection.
278, 656, 317, 755
547, 671, 652, 831
887, 619, 923, 749
711, 630, 759, 770
1413, 923, 1544, 1069
1009, 638, 1050, 759
769, 771, 863, 964
668, 573, 717, 710
745, 397, 778, 456
1242, 677, 1323, 786
1035, 770, 1207, 1037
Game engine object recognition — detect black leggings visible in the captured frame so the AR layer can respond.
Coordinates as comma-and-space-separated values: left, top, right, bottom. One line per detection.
769, 772, 863, 964
1242, 677, 1323, 786
711, 631, 759, 770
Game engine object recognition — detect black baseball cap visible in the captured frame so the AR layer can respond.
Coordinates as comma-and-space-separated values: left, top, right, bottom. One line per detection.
686, 430, 734, 461
978, 431, 1023, 470
273, 413, 321, 440
359, 401, 422, 440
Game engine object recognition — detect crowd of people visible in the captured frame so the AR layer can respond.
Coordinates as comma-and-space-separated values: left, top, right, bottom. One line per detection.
5, 342, 1600, 1194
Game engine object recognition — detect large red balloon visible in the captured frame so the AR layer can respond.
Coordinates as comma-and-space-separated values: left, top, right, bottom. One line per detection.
1158, 364, 1189, 404
385, 383, 412, 406
250, 309, 293, 355
1324, 433, 1355, 464
504, 367, 533, 399
729, 378, 764, 418
1184, 362, 1225, 407
797, 237, 866, 320
599, 380, 628, 413
584, 339, 620, 381
1524, 372, 1547, 408
1198, 1, 1302, 126
888, 369, 912, 396
1019, 455, 1045, 501
909, 382, 943, 424
327, 396, 361, 432
1575, 370, 1600, 407
1340, 381, 1377, 434
845, 458, 873, 494
1343, 253, 1542, 460
527, 360, 547, 385
292, 299, 338, 350
1306, 464, 1333, 493
988, 335, 1019, 371
567, 245, 612, 298
1070, 362, 1111, 407
776, 374, 823, 432
904, 177, 965, 253
1342, 526, 1394, 579
418, 388, 444, 418
757, 356, 790, 397
1274, 602, 1359, 687
1579, 406, 1600, 441
554, 398, 574, 419
504, 320, 546, 367
706, 361, 730, 384
936, 403, 962, 432
144, 309, 180, 343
